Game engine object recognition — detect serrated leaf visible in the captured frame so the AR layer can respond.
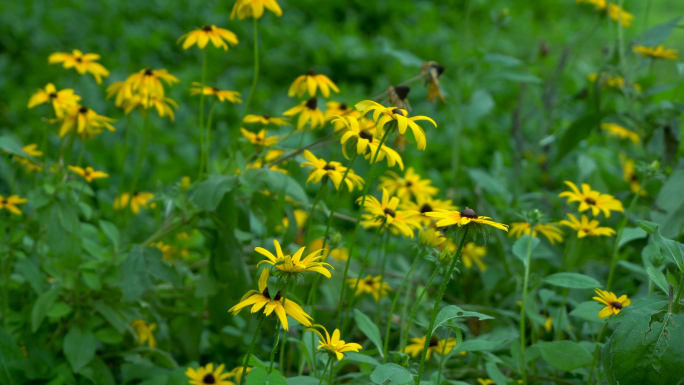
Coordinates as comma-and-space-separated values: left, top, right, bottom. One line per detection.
543, 272, 602, 289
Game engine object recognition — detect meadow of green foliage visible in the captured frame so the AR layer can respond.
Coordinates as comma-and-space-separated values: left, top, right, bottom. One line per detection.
1, 0, 684, 384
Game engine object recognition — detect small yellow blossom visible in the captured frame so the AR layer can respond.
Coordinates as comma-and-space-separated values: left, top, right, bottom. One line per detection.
346, 275, 391, 302
48, 49, 110, 84
56, 106, 116, 140
633, 45, 678, 60
178, 25, 238, 50
190, 83, 242, 103
601, 123, 639, 144
0, 195, 28, 215
243, 114, 289, 126
28, 83, 81, 118
404, 336, 456, 360
67, 166, 109, 183
231, 0, 283, 20
559, 181, 624, 217
283, 98, 325, 130
306, 325, 362, 361
240, 128, 278, 147
509, 222, 564, 245
255, 239, 333, 278
130, 320, 157, 348
288, 70, 339, 98
425, 208, 509, 232
114, 192, 155, 215
593, 289, 630, 318
559, 214, 616, 238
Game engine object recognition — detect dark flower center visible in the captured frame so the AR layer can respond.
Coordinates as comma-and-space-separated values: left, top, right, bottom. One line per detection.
307, 69, 316, 76
359, 130, 374, 142
428, 335, 439, 347
583, 228, 591, 233
611, 301, 623, 309
78, 106, 88, 114
631, 174, 638, 182
433, 64, 445, 76
263, 114, 271, 120
365, 279, 375, 286
144, 68, 153, 76
1, 199, 7, 205
203, 374, 216, 384
273, 291, 282, 301
84, 170, 91, 177
133, 191, 139, 197
585, 197, 596, 205
202, 25, 213, 32
405, 181, 413, 187
49, 92, 58, 98
262, 287, 282, 301
323, 164, 336, 171
392, 108, 404, 116
306, 97, 318, 110
420, 204, 433, 214
339, 103, 348, 110
212, 87, 220, 92
395, 85, 410, 100
75, 57, 83, 63
461, 208, 477, 219
383, 208, 396, 218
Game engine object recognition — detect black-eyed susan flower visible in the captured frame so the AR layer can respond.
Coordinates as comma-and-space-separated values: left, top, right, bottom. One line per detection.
28, 83, 81, 118
56, 106, 116, 139
283, 98, 325, 130
425, 208, 509, 232
114, 192, 155, 215
190, 83, 242, 103
255, 239, 333, 278
442, 241, 487, 272
334, 116, 404, 169
509, 222, 564, 245
126, 68, 179, 99
593, 289, 630, 318
402, 198, 457, 227
178, 25, 239, 50
48, 49, 110, 84
186, 363, 233, 385
358, 188, 421, 238
243, 114, 289, 126
346, 275, 391, 302
130, 320, 157, 348
421, 61, 446, 103
622, 157, 645, 195
378, 167, 438, 202
559, 181, 624, 217
577, 0, 633, 27
633, 45, 678, 60
404, 336, 456, 360
241, 128, 278, 147
356, 100, 436, 151
121, 94, 178, 121
231, 0, 282, 20
67, 166, 109, 183
288, 70, 339, 98
0, 195, 28, 215
306, 325, 362, 361
559, 214, 616, 238
587, 72, 640, 92
13, 144, 43, 173
601, 123, 639, 144
324, 101, 360, 121
419, 227, 446, 248
228, 269, 313, 331
300, 150, 364, 192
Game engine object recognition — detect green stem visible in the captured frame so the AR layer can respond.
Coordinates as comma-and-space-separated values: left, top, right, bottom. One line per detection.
383, 253, 421, 361
130, 116, 150, 195
335, 128, 392, 328
329, 359, 334, 385
204, 98, 216, 178
240, 18, 259, 136
606, 184, 642, 290
520, 234, 535, 385
376, 232, 390, 325
402, 264, 440, 353
269, 282, 289, 373
318, 357, 332, 385
415, 228, 469, 385
198, 49, 208, 181
436, 328, 449, 385
119, 114, 132, 197
239, 315, 265, 385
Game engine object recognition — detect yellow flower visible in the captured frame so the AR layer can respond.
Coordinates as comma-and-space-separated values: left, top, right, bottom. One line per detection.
12, 144, 44, 173
425, 208, 509, 232
577, 0, 633, 27
0, 195, 28, 215
186, 363, 233, 385
150, 241, 176, 261
633, 45, 678, 60
358, 188, 421, 238
228, 269, 313, 331
461, 243, 487, 272
130, 320, 157, 348
67, 166, 109, 183
114, 192, 155, 215
231, 0, 283, 20
48, 49, 110, 84
593, 289, 630, 318
559, 214, 616, 238
588, 72, 640, 92
288, 70, 339, 98
56, 105, 116, 139
190, 83, 242, 103
178, 25, 238, 50
404, 336, 456, 360
181, 176, 192, 189
125, 68, 179, 99
508, 222, 564, 245
378, 167, 438, 202
300, 150, 364, 192
559, 181, 624, 218
421, 61, 446, 103
622, 157, 645, 195
228, 367, 250, 384
243, 114, 289, 126
419, 227, 447, 248
306, 325, 362, 361
324, 101, 360, 121
346, 275, 391, 302
329, 248, 348, 262
356, 100, 437, 151
281, 209, 309, 231
28, 83, 81, 118
255, 239, 333, 278
543, 316, 553, 333
283, 98, 325, 130
477, 380, 495, 385
601, 123, 639, 144
334, 115, 404, 170
241, 128, 278, 147
401, 198, 457, 227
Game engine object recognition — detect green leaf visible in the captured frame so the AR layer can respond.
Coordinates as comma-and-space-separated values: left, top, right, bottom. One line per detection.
94, 302, 128, 334
484, 70, 542, 84
99, 220, 120, 250
434, 305, 493, 331
569, 301, 604, 323
533, 340, 593, 371
454, 338, 506, 353
14, 257, 43, 294
121, 247, 152, 302
635, 17, 681, 47
0, 326, 25, 385
369, 363, 414, 385
246, 367, 288, 385
144, 247, 181, 286
63, 326, 98, 372
543, 272, 602, 289
485, 362, 509, 385
354, 309, 384, 358
512, 235, 539, 266
654, 231, 684, 272
242, 169, 309, 204
343, 352, 381, 367
555, 114, 599, 161
192, 175, 238, 211
646, 267, 669, 295
94, 328, 124, 345
31, 288, 60, 332
82, 271, 102, 291
285, 376, 322, 385
636, 220, 659, 234
618, 227, 648, 248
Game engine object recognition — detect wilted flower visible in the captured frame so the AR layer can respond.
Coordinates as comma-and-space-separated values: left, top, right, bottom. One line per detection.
386, 85, 411, 111
421, 61, 446, 103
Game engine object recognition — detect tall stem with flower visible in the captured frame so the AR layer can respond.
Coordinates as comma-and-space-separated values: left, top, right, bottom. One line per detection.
240, 18, 259, 134
198, 49, 208, 180
519, 233, 535, 385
